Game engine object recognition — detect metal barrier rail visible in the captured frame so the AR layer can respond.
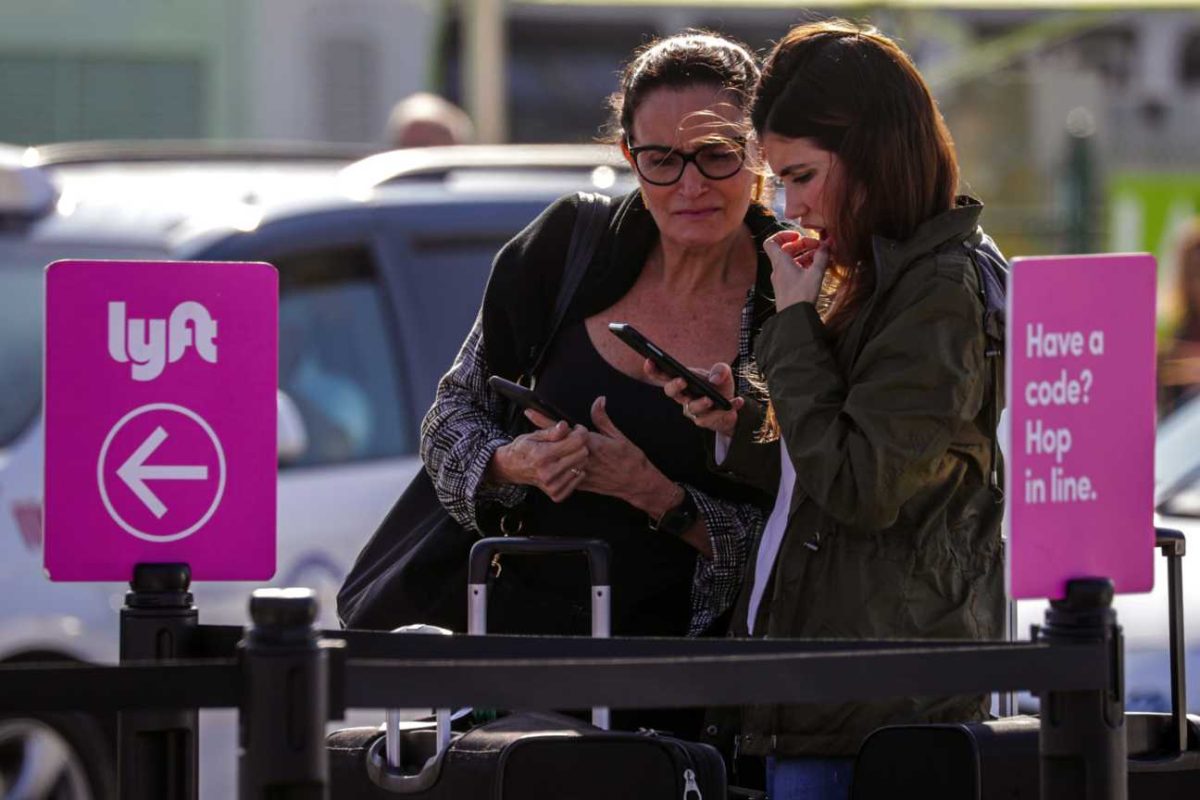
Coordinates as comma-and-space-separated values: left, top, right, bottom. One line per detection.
0, 566, 1130, 799
0, 641, 1104, 713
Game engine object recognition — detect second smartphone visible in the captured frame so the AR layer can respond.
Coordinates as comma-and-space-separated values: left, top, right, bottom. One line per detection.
488, 375, 586, 427
607, 323, 733, 411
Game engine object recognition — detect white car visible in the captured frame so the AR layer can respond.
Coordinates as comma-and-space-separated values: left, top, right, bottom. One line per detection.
0, 141, 631, 798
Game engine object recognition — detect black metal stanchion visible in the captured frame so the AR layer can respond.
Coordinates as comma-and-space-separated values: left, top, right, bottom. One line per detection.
239, 588, 329, 799
1037, 577, 1127, 800
119, 562, 199, 800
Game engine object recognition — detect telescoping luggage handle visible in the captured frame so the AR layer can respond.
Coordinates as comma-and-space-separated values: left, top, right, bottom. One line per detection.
369, 537, 614, 793
469, 536, 613, 730
1156, 527, 1188, 755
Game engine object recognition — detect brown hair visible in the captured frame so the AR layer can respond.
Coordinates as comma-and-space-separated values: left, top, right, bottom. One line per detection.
606, 31, 760, 145
751, 19, 960, 331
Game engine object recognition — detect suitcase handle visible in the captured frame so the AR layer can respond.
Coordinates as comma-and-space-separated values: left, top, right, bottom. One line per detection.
468, 537, 612, 730
468, 536, 611, 586
1155, 527, 1188, 755
374, 624, 458, 791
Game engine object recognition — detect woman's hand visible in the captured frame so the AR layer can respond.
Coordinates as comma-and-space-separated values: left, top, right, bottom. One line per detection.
487, 420, 589, 503
765, 230, 830, 311
534, 396, 668, 517
644, 360, 743, 438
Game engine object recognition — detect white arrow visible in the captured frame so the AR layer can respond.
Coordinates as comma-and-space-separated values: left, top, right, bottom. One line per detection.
116, 426, 209, 519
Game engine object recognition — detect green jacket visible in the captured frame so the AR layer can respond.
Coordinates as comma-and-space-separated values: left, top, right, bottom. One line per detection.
717, 198, 1006, 757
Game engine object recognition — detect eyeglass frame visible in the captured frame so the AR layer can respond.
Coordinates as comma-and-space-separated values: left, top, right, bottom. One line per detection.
623, 136, 749, 186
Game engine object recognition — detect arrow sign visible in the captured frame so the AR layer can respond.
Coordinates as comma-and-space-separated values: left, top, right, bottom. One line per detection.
116, 426, 209, 519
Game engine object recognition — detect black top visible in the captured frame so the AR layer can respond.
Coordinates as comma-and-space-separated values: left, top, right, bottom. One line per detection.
475, 191, 785, 638
488, 321, 756, 637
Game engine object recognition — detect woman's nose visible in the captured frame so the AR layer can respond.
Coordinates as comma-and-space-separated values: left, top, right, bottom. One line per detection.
784, 186, 810, 220
676, 161, 707, 195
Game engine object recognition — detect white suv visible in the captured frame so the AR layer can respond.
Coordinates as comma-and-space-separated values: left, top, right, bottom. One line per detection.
0, 141, 631, 798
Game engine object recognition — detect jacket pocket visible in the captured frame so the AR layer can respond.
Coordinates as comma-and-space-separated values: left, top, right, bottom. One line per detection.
810, 527, 915, 638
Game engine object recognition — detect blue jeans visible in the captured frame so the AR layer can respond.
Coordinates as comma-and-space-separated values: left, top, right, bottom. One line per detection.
766, 756, 855, 799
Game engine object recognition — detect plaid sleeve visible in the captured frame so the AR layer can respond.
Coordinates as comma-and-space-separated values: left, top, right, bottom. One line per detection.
683, 484, 764, 636
683, 287, 769, 636
419, 311, 528, 532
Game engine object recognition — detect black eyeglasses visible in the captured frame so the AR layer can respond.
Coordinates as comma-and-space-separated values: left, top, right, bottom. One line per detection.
625, 138, 747, 186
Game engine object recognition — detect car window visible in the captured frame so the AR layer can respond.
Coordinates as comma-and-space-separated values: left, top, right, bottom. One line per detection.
277, 244, 409, 468
393, 232, 513, 416
0, 242, 168, 448
0, 267, 43, 447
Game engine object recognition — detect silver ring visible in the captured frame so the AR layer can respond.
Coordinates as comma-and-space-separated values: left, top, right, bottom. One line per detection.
683, 402, 698, 421
570, 467, 583, 477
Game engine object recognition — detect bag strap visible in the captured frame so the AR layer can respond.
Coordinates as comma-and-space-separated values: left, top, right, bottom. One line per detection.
964, 237, 1008, 503
524, 191, 611, 383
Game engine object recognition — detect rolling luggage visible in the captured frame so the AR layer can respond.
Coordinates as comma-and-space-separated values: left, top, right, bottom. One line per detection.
851, 528, 1200, 799
328, 536, 727, 799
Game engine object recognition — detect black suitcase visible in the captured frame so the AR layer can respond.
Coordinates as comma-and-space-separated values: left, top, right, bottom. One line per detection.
328, 537, 727, 799
851, 528, 1200, 799
329, 710, 725, 799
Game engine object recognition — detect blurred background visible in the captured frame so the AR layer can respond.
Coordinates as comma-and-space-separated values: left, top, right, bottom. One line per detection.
4, 1, 1199, 392
2, 4, 1199, 795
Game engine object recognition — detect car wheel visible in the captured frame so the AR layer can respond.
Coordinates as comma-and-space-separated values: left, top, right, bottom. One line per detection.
0, 713, 116, 800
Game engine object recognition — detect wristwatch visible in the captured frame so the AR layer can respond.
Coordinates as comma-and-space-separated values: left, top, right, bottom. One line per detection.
649, 485, 699, 537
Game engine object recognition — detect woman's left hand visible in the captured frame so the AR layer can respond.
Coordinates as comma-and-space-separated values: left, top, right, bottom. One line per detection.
527, 399, 708, 555
525, 399, 671, 510
580, 396, 674, 510
765, 230, 830, 311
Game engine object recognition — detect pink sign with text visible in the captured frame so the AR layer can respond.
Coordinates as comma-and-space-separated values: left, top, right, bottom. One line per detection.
1006, 253, 1156, 599
44, 260, 278, 581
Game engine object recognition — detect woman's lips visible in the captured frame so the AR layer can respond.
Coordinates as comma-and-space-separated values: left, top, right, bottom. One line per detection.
674, 207, 720, 218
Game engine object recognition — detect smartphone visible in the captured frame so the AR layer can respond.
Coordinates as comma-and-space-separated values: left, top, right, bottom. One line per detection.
488, 375, 584, 427
607, 323, 732, 410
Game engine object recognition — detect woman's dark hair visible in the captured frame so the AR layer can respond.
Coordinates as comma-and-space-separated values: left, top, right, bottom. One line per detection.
751, 20, 960, 330
607, 31, 760, 144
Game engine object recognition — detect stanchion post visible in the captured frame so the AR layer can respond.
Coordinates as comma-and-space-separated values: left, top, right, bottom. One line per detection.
1037, 577, 1127, 800
239, 588, 328, 799
119, 562, 199, 800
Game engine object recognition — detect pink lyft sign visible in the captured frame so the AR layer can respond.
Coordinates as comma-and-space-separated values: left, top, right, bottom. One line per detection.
44, 260, 278, 581
1006, 253, 1156, 600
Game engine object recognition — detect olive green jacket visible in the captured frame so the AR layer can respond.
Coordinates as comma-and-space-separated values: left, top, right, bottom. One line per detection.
716, 198, 1006, 757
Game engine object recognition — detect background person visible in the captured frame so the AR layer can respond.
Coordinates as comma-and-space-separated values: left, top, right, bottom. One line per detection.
1159, 220, 1200, 415
385, 91, 475, 148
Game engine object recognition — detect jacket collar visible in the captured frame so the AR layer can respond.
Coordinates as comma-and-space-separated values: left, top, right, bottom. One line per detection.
867, 195, 984, 298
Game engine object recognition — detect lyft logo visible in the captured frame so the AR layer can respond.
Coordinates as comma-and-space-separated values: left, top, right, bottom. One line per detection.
108, 301, 218, 381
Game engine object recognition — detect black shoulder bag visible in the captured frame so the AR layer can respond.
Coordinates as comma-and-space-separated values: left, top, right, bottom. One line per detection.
336, 192, 611, 631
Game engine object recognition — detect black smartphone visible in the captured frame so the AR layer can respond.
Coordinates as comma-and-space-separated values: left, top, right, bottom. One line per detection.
607, 323, 732, 410
488, 376, 584, 427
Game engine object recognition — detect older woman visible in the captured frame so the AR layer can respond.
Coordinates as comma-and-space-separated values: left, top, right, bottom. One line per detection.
420, 32, 785, 652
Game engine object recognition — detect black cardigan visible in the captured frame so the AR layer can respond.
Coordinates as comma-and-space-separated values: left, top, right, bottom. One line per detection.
480, 190, 783, 381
